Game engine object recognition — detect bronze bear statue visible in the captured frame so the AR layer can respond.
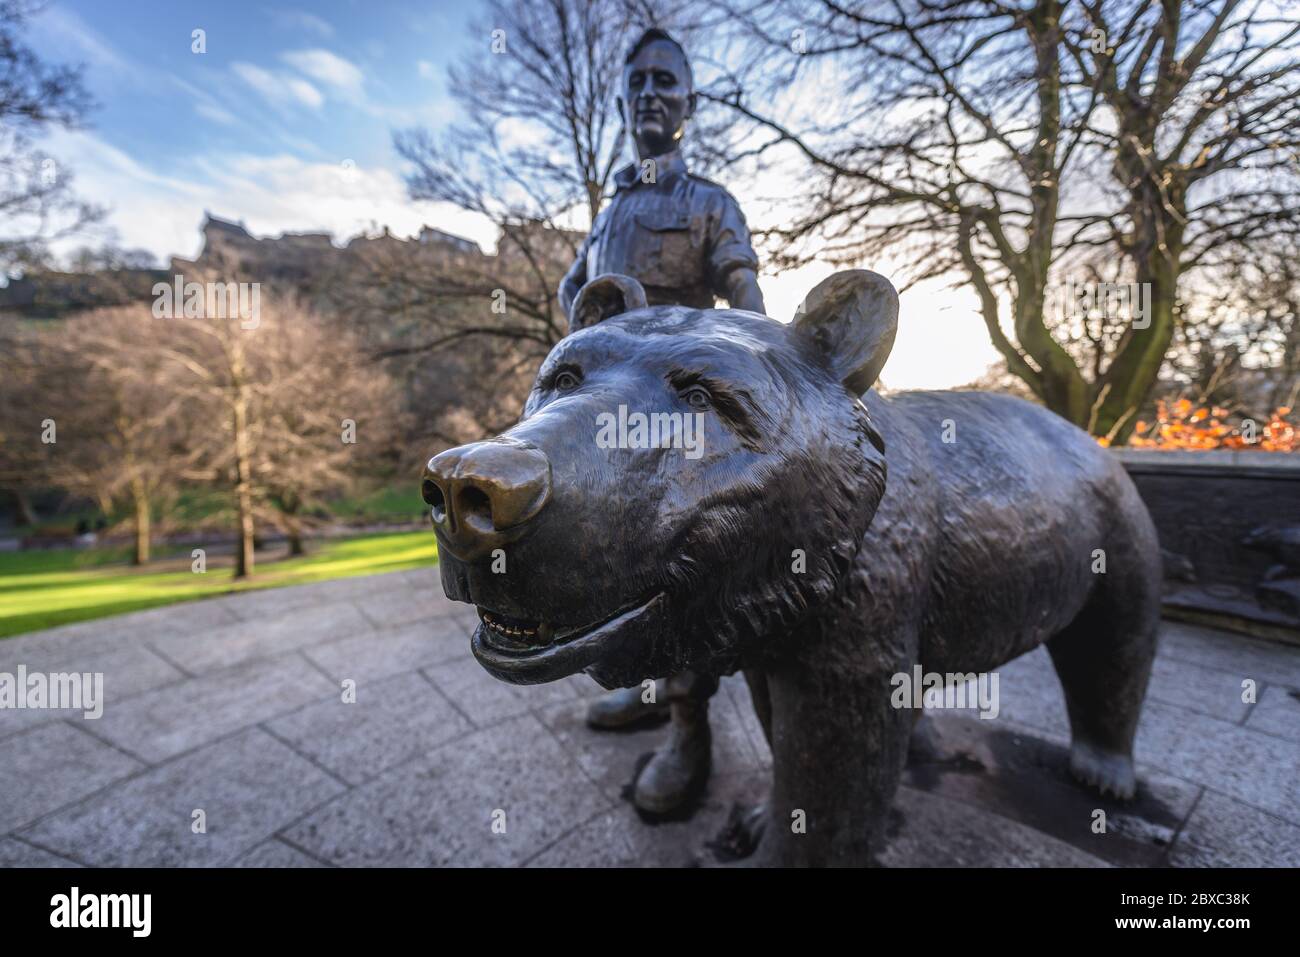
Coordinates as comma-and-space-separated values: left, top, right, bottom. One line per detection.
423, 270, 1161, 866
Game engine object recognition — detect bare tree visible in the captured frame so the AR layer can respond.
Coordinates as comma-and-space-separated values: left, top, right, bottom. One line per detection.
0, 307, 202, 560
0, 323, 56, 527
0, 0, 102, 273
717, 0, 1104, 424
715, 0, 1300, 441
1165, 234, 1299, 416
249, 298, 403, 556
0, 0, 105, 517
42, 307, 199, 563
157, 268, 401, 576
390, 0, 638, 358
1063, 0, 1300, 438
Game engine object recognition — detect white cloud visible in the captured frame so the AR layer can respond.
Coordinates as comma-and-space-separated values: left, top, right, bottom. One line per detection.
232, 61, 324, 111
194, 100, 238, 126
417, 60, 437, 80
282, 49, 365, 98
33, 129, 497, 266
32, 6, 129, 72
270, 9, 335, 38
285, 76, 325, 110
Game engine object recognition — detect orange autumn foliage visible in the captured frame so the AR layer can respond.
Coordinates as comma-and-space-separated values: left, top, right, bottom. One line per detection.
1115, 399, 1297, 452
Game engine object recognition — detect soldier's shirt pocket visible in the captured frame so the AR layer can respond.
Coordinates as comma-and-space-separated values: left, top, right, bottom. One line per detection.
635, 209, 702, 283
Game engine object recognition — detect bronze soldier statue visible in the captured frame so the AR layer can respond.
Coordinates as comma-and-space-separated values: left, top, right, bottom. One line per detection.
558, 28, 765, 815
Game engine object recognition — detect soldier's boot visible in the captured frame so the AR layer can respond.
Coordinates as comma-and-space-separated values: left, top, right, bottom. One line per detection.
632, 672, 718, 815
585, 680, 670, 730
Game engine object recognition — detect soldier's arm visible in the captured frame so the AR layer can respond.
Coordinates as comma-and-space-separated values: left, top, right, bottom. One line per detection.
723, 267, 765, 314
707, 190, 766, 315
557, 233, 591, 320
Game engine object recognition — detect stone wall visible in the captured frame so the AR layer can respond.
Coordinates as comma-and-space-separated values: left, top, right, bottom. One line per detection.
1114, 449, 1300, 641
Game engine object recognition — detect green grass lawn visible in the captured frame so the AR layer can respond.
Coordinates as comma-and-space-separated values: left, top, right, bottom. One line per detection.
11, 481, 427, 541
329, 483, 428, 522
0, 530, 439, 639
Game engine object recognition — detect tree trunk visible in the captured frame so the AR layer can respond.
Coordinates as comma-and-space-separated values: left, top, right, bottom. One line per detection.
278, 493, 305, 557
287, 513, 305, 557
1092, 176, 1185, 443
232, 391, 256, 579
12, 488, 38, 527
131, 483, 151, 565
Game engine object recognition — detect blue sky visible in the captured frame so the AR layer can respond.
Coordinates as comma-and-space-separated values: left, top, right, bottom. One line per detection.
25, 0, 492, 260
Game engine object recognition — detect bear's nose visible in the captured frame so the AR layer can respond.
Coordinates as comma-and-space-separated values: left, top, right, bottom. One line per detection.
422, 440, 552, 560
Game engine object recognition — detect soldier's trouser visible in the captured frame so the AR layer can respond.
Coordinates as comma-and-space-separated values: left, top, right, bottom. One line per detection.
661, 670, 719, 706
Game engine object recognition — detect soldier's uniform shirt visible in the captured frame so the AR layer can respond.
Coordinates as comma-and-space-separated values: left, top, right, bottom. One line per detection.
561, 150, 760, 310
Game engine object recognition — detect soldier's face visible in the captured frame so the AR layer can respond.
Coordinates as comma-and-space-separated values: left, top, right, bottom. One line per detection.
622, 40, 693, 155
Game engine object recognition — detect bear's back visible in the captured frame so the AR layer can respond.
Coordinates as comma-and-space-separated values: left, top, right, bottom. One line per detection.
861, 389, 1146, 668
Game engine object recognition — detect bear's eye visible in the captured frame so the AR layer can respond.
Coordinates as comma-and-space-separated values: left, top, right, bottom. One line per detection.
680, 385, 712, 411
554, 370, 581, 392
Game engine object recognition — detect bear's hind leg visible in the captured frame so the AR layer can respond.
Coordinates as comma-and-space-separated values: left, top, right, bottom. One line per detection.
1045, 584, 1158, 801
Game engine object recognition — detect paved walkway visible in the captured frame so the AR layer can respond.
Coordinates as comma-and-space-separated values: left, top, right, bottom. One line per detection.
1, 567, 1296, 867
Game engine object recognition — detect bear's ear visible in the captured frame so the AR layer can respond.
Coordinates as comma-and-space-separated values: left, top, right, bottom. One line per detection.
568, 274, 648, 334
792, 270, 898, 395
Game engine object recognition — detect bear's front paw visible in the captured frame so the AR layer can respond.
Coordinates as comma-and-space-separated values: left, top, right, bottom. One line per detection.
701, 802, 767, 863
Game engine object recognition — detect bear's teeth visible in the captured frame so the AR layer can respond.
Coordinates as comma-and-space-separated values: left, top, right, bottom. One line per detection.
482, 612, 542, 643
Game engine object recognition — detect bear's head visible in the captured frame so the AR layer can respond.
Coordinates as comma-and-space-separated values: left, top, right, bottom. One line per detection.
423, 269, 897, 688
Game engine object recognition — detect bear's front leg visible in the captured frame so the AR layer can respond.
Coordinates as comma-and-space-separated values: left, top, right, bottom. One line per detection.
750, 648, 915, 866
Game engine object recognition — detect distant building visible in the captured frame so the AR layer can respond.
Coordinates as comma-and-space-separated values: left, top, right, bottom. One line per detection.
416, 225, 480, 256
0, 213, 575, 319
169, 213, 491, 286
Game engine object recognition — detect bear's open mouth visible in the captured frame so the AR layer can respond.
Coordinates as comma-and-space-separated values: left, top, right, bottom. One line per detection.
475, 594, 654, 653
470, 592, 666, 684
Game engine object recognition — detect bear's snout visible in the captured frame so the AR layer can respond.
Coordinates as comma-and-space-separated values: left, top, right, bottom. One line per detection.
423, 440, 552, 561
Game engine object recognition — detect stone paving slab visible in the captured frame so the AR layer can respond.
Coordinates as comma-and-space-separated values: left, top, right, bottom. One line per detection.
0, 644, 184, 744
202, 571, 416, 624
305, 620, 469, 686
528, 771, 768, 867
89, 653, 338, 763
879, 786, 1110, 868
147, 601, 374, 675
906, 713, 1200, 867
535, 689, 765, 804
118, 599, 247, 638
0, 722, 142, 834
283, 714, 612, 867
350, 585, 463, 630
1134, 700, 1300, 824
266, 672, 474, 786
234, 838, 327, 868
0, 619, 138, 668
3, 568, 1297, 867
60, 599, 246, 646
0, 838, 80, 868
719, 674, 772, 766
1166, 789, 1300, 868
423, 654, 590, 726
979, 647, 1071, 742
976, 640, 1299, 831
1159, 622, 1300, 688
1246, 684, 1300, 743
1146, 654, 1252, 724
20, 728, 345, 867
